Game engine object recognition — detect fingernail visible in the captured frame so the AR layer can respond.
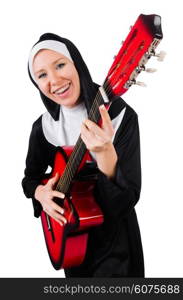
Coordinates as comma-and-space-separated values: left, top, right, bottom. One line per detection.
100, 104, 105, 110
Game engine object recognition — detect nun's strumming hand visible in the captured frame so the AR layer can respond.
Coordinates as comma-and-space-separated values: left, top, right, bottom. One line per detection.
34, 173, 67, 226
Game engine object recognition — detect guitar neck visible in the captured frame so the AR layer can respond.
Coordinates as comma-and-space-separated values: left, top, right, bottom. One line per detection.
55, 83, 110, 194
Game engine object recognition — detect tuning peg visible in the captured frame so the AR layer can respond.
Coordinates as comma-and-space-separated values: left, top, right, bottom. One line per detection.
154, 50, 166, 62
125, 79, 147, 88
135, 81, 147, 87
113, 55, 116, 59
121, 40, 124, 45
145, 68, 157, 73
136, 65, 156, 74
136, 65, 145, 73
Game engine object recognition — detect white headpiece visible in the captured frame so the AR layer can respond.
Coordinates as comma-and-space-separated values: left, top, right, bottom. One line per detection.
28, 40, 73, 81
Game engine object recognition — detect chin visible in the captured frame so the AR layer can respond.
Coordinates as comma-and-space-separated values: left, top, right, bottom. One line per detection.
57, 99, 77, 107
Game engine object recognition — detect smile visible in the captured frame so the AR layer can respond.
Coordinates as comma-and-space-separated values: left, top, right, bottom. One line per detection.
53, 83, 71, 95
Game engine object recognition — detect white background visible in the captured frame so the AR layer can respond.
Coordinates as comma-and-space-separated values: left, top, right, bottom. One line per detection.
0, 0, 182, 277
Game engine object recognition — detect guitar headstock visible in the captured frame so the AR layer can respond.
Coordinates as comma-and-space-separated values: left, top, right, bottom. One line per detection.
104, 14, 165, 98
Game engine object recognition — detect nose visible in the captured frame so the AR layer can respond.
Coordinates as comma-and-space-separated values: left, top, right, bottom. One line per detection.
49, 70, 61, 85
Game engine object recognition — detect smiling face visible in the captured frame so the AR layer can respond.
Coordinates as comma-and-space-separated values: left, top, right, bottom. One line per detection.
32, 49, 81, 108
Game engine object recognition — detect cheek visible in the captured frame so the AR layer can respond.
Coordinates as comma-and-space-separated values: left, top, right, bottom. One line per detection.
67, 65, 80, 85
39, 82, 49, 94
64, 66, 80, 94
73, 72, 80, 94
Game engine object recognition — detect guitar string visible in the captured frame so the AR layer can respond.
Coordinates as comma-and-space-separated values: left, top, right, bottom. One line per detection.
55, 23, 128, 191
58, 52, 139, 192
57, 49, 125, 191
56, 84, 107, 191
56, 78, 119, 192
57, 94, 101, 188
57, 24, 149, 190
59, 32, 138, 191
56, 90, 102, 192
56, 78, 114, 191
56, 79, 114, 192
54, 34, 153, 195
57, 69, 124, 192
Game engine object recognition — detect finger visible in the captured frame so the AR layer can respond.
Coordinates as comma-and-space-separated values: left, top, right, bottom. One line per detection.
52, 190, 65, 199
99, 105, 114, 134
81, 124, 106, 148
81, 132, 106, 153
81, 123, 100, 141
83, 119, 107, 141
51, 201, 65, 215
99, 104, 111, 122
53, 211, 67, 225
81, 133, 94, 150
42, 200, 64, 215
44, 206, 67, 225
47, 172, 59, 188
55, 211, 67, 224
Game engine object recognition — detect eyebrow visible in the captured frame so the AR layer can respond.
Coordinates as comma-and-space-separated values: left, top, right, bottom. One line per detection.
34, 57, 65, 74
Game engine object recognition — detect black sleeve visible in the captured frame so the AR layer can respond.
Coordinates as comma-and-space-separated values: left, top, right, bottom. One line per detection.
22, 117, 48, 218
95, 106, 141, 219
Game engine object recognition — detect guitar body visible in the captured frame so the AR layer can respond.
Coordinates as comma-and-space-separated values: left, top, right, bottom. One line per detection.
41, 146, 104, 270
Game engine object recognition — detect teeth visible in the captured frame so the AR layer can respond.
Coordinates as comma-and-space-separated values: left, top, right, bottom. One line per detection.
54, 83, 70, 94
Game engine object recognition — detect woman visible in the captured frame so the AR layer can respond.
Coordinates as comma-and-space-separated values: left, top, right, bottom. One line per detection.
22, 32, 144, 277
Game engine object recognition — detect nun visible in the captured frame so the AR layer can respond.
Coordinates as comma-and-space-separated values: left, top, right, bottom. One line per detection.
22, 33, 144, 277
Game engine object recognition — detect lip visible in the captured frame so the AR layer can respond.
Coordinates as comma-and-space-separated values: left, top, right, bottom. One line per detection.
53, 83, 71, 94
53, 82, 72, 99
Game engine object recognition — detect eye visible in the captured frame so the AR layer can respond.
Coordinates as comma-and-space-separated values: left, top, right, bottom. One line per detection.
38, 72, 47, 79
56, 63, 65, 69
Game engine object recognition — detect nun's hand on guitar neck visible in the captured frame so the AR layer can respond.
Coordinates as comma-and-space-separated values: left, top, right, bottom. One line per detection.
81, 104, 118, 179
34, 173, 67, 225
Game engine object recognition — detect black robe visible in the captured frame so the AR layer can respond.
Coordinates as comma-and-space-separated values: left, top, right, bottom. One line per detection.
22, 97, 144, 277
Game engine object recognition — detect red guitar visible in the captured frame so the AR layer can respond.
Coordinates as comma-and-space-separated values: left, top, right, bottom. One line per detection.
41, 14, 164, 270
